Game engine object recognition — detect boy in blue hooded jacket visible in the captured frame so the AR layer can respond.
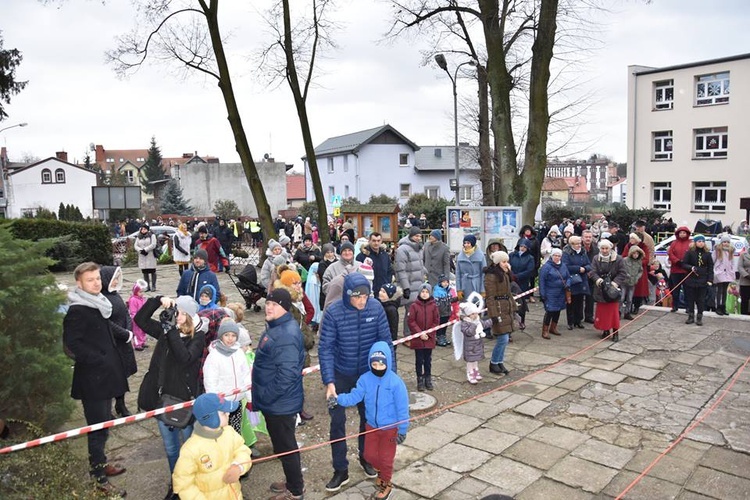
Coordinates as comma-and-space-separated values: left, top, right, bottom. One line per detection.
336, 341, 409, 500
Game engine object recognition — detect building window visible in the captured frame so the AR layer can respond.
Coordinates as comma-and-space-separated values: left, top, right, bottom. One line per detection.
41, 169, 52, 183
424, 186, 439, 199
343, 156, 349, 172
125, 170, 135, 184
327, 158, 334, 174
399, 183, 411, 197
119, 157, 124, 162
459, 186, 472, 203
399, 153, 409, 167
696, 72, 729, 106
137, 157, 145, 162
344, 185, 350, 197
106, 158, 114, 163
434, 148, 442, 158
652, 131, 673, 161
694, 127, 728, 158
652, 182, 672, 210
693, 181, 726, 212
654, 79, 674, 110
55, 169, 66, 183
328, 186, 335, 200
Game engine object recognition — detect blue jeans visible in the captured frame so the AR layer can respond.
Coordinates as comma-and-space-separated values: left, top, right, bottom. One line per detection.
490, 333, 509, 364
157, 420, 194, 473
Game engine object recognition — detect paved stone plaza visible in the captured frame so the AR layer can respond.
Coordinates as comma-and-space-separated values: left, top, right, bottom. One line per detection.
55, 265, 750, 499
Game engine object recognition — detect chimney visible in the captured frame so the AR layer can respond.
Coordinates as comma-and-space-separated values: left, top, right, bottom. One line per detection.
95, 145, 105, 163
56, 151, 68, 162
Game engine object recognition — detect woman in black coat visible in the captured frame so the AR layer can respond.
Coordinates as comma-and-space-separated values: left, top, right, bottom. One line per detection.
100, 266, 137, 417
134, 294, 205, 499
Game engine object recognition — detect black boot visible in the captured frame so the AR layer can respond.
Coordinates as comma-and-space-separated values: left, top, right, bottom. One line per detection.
436, 334, 448, 347
151, 274, 157, 292
489, 362, 503, 374
611, 330, 619, 342
114, 397, 131, 417
686, 314, 695, 324
417, 376, 425, 392
424, 375, 434, 390
600, 329, 609, 339
498, 363, 510, 374
696, 314, 703, 326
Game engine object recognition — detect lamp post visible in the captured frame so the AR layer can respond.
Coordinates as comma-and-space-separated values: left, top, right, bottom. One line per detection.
434, 55, 474, 205
0, 122, 28, 134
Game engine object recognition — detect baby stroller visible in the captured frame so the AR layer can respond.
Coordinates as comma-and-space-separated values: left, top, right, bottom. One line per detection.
228, 264, 267, 312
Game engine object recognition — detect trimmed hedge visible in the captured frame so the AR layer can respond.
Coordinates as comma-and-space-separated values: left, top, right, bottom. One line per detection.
9, 219, 112, 268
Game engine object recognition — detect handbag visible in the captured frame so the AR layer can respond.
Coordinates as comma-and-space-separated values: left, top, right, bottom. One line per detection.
153, 245, 163, 259
569, 273, 583, 286
602, 275, 622, 303
155, 340, 196, 429
555, 269, 572, 304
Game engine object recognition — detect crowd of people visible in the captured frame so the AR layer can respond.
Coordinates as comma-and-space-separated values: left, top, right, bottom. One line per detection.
60, 211, 750, 499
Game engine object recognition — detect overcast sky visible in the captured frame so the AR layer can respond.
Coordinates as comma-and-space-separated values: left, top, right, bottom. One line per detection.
2, 0, 749, 170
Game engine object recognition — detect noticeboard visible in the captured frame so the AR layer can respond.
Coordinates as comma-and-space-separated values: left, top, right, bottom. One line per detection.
446, 206, 522, 254
92, 186, 142, 210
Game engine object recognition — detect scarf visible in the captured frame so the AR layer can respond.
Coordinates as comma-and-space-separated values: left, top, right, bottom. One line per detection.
463, 246, 476, 257
211, 338, 239, 357
68, 288, 113, 318
433, 284, 449, 299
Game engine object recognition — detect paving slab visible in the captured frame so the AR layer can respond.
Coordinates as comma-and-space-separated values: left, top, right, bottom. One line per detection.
513, 351, 562, 367
526, 371, 569, 386
570, 438, 636, 469
393, 444, 429, 471
700, 446, 750, 480
602, 470, 684, 500
476, 390, 525, 407
514, 398, 550, 417
548, 363, 591, 377
580, 357, 625, 371
517, 477, 594, 500
581, 368, 628, 385
392, 461, 462, 498
502, 438, 570, 470
624, 449, 695, 484
536, 386, 569, 402
557, 376, 590, 391
545, 455, 618, 493
402, 426, 460, 453
471, 456, 543, 495
504, 382, 551, 397
447, 476, 494, 498
484, 413, 544, 437
615, 363, 662, 380
457, 427, 520, 455
616, 381, 658, 397
684, 465, 750, 499
425, 411, 483, 434
631, 357, 669, 370
670, 352, 703, 365
593, 349, 636, 363
424, 442, 492, 473
528, 425, 590, 451
449, 399, 504, 420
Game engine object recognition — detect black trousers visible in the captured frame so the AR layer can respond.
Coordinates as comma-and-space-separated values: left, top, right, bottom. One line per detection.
584, 285, 595, 320
715, 282, 729, 309
741, 285, 750, 315
543, 310, 561, 325
414, 349, 432, 378
685, 285, 707, 316
566, 294, 585, 326
264, 413, 304, 496
669, 272, 688, 310
329, 372, 366, 472
81, 398, 112, 481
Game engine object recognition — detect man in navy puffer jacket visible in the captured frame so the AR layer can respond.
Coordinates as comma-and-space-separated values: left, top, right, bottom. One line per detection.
319, 273, 394, 491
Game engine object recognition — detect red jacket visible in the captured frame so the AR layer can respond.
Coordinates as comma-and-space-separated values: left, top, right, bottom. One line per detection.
407, 297, 439, 349
197, 237, 224, 272
623, 242, 650, 298
667, 226, 691, 275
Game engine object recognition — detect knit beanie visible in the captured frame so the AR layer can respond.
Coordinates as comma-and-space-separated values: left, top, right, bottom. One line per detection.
430, 229, 442, 240
217, 320, 239, 338
720, 233, 732, 244
381, 283, 397, 298
340, 241, 355, 254
463, 234, 477, 247
629, 232, 642, 243
548, 225, 560, 235
518, 238, 532, 249
175, 295, 199, 317
280, 269, 302, 287
419, 282, 433, 294
237, 327, 252, 347
551, 248, 563, 257
564, 224, 574, 234
693, 234, 706, 243
358, 257, 375, 282
409, 226, 422, 238
267, 239, 281, 250
278, 235, 291, 247
491, 250, 510, 264
272, 255, 287, 267
193, 249, 209, 261
322, 243, 335, 255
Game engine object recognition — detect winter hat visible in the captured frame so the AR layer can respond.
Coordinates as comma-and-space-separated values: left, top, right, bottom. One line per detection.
175, 295, 199, 318
463, 234, 477, 247
266, 288, 293, 311
437, 274, 449, 285
198, 225, 208, 234
459, 301, 480, 317
550, 248, 563, 257
720, 233, 732, 244
419, 282, 433, 294
272, 255, 287, 267
193, 249, 209, 261
629, 232, 642, 243
267, 239, 281, 251
408, 226, 422, 239
430, 229, 442, 240
278, 235, 291, 247
133, 278, 148, 294
303, 233, 313, 242
280, 269, 302, 287
340, 241, 355, 254
370, 349, 387, 366
381, 283, 397, 298
518, 238, 532, 249
358, 258, 375, 282
628, 246, 643, 257
322, 243, 335, 255
548, 225, 560, 235
564, 224, 574, 234
140, 222, 150, 230
237, 327, 252, 347
491, 250, 510, 264
192, 393, 239, 429
217, 320, 240, 339
693, 234, 706, 243
598, 238, 614, 249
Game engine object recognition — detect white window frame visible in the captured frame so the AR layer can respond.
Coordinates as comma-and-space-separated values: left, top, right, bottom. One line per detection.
694, 127, 728, 159
654, 79, 674, 110
652, 131, 673, 161
693, 181, 726, 212
41, 169, 52, 183
424, 186, 440, 199
399, 153, 409, 167
327, 157, 334, 174
55, 169, 66, 183
696, 72, 729, 106
125, 170, 135, 184
652, 182, 672, 210
459, 186, 472, 203
399, 183, 411, 198
343, 155, 349, 173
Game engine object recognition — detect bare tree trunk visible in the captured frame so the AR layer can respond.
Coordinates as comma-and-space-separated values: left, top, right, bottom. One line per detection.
203, 1, 275, 241
281, 0, 329, 243
522, 0, 558, 225
477, 64, 494, 206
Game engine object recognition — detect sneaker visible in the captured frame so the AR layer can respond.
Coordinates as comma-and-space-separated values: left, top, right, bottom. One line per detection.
325, 470, 349, 492
360, 458, 378, 478
473, 369, 483, 381
95, 479, 126, 498
369, 478, 394, 500
268, 490, 304, 500
467, 372, 477, 384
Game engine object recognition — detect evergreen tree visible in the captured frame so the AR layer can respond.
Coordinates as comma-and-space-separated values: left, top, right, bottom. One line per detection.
213, 199, 241, 220
160, 180, 194, 215
140, 136, 164, 194
0, 227, 74, 429
58, 202, 65, 220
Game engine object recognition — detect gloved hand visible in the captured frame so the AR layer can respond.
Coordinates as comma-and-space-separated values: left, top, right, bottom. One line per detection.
474, 332, 481, 339
396, 433, 407, 445
707, 281, 712, 286
140, 250, 148, 256
225, 265, 231, 274
403, 288, 411, 300
596, 278, 604, 287
480, 330, 486, 338
492, 317, 500, 325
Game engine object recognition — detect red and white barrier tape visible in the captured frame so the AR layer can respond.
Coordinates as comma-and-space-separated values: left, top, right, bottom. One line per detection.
0, 287, 537, 454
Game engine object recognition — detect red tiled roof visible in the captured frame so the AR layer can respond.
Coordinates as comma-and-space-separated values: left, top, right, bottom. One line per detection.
542, 177, 570, 192
569, 176, 589, 195
287, 174, 306, 200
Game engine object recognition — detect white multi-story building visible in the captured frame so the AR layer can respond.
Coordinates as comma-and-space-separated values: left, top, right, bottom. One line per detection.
627, 53, 750, 228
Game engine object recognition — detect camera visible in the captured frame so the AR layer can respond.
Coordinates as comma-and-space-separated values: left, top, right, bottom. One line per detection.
160, 305, 178, 330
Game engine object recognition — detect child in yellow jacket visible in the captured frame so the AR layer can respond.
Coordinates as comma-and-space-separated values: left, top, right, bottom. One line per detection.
172, 393, 252, 499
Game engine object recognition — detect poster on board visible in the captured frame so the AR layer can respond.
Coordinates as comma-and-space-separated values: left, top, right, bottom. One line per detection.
446, 206, 522, 254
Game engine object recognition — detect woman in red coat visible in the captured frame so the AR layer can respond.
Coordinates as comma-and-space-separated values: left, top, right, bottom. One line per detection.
622, 233, 650, 315
407, 283, 440, 392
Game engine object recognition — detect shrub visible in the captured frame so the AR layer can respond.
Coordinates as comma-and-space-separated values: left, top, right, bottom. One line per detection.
402, 194, 450, 229
604, 206, 667, 231
0, 227, 74, 430
10, 219, 112, 266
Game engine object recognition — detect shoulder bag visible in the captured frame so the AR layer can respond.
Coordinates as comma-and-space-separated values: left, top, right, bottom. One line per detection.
555, 269, 572, 305
156, 340, 196, 429
600, 261, 622, 303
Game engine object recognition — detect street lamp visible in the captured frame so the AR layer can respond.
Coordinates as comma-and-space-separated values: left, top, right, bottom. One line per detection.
434, 54, 474, 204
0, 122, 28, 134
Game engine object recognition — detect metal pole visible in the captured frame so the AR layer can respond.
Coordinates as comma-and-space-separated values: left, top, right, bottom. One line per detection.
452, 75, 460, 204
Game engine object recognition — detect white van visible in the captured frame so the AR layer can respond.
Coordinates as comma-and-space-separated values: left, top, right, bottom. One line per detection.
654, 234, 747, 276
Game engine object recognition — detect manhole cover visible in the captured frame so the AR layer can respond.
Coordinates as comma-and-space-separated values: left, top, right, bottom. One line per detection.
409, 391, 437, 411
